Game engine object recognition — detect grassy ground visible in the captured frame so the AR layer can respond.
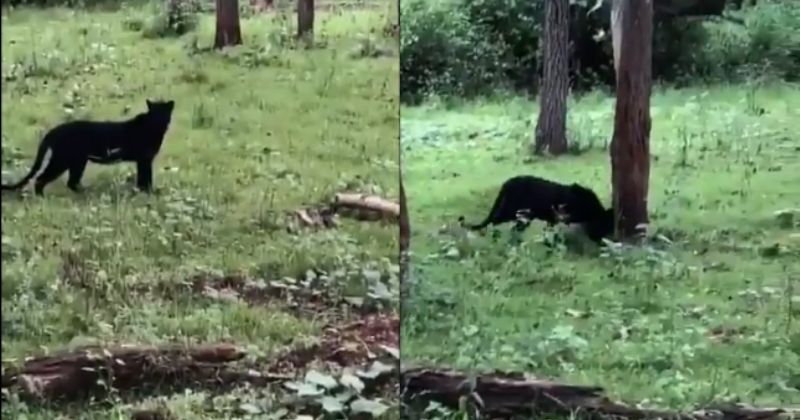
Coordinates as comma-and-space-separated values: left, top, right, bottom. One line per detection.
1, 3, 398, 418
401, 84, 800, 412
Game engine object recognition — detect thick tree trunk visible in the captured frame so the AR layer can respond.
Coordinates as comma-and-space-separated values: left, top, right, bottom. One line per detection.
533, 0, 570, 155
297, 0, 314, 42
214, 0, 242, 49
609, 0, 653, 240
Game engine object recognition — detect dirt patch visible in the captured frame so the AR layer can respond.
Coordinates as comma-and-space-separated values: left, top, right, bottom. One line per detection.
271, 312, 399, 372
150, 273, 352, 321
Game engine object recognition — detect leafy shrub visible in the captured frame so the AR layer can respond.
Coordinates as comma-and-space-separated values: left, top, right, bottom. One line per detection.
463, 0, 544, 91
400, 0, 505, 104
401, 0, 800, 103
141, 0, 199, 38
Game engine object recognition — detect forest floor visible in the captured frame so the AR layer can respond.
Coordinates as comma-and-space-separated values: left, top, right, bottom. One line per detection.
401, 84, 800, 414
1, 3, 399, 419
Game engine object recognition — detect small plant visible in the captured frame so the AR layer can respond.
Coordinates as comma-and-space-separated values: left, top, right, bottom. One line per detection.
191, 102, 214, 129
142, 0, 198, 38
177, 62, 209, 84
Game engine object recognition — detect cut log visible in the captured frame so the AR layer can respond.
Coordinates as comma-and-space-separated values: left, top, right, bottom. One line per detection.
333, 193, 400, 221
402, 367, 798, 419
3, 343, 254, 401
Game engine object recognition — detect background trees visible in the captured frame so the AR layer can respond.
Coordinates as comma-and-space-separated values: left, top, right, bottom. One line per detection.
401, 0, 798, 103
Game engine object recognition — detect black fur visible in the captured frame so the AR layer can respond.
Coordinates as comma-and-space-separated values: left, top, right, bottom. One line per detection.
460, 175, 607, 232
580, 207, 615, 243
2, 99, 175, 196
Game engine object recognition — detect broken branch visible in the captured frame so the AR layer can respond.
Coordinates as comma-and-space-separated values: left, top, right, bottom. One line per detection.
401, 367, 798, 419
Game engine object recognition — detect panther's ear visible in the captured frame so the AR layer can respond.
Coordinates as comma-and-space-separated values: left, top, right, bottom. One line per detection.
167, 100, 175, 108
146, 99, 154, 109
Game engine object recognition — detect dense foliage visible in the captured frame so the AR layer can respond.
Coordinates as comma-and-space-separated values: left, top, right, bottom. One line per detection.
401, 0, 800, 103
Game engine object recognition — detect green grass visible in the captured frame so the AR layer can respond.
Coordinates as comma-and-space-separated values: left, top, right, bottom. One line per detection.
1, 3, 398, 418
401, 84, 800, 411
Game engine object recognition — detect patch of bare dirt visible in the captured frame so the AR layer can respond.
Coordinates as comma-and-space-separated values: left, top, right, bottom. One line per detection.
149, 273, 353, 322
271, 312, 399, 372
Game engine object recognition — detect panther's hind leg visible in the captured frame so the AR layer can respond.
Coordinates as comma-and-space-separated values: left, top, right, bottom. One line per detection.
67, 159, 88, 192
34, 158, 69, 196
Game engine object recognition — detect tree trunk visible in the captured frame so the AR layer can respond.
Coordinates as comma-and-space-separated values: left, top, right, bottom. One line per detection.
533, 0, 570, 155
609, 0, 653, 241
399, 178, 409, 255
297, 0, 314, 43
214, 0, 242, 49
399, 174, 410, 316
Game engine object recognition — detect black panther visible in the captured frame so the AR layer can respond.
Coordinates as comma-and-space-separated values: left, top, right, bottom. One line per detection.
460, 175, 608, 233
580, 207, 615, 243
2, 99, 175, 196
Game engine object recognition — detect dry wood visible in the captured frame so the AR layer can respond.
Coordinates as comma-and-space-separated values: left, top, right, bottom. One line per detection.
1, 343, 264, 401
289, 206, 338, 229
333, 193, 400, 220
402, 368, 798, 419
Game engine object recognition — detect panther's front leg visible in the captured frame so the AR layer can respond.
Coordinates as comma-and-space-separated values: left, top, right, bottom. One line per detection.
136, 159, 154, 192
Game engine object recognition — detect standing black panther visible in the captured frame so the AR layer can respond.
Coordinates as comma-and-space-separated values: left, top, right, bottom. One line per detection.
2, 99, 175, 196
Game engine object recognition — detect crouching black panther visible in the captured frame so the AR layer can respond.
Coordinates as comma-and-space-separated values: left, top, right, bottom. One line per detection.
460, 175, 609, 233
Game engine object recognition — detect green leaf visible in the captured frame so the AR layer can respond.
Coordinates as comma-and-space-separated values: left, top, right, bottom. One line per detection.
320, 396, 345, 413
305, 370, 339, 389
357, 361, 395, 379
285, 380, 324, 397
350, 398, 389, 417
340, 372, 365, 392
239, 402, 263, 415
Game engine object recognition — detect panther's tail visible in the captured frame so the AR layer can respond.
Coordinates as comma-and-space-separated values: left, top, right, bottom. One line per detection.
1, 139, 49, 191
460, 187, 508, 230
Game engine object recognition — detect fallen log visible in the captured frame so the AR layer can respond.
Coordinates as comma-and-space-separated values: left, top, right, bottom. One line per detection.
1, 343, 265, 401
401, 367, 798, 419
333, 193, 400, 221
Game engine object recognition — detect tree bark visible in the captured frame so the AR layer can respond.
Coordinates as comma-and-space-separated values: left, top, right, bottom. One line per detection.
533, 0, 570, 155
297, 0, 314, 43
609, 0, 653, 241
214, 0, 242, 49
399, 178, 409, 255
